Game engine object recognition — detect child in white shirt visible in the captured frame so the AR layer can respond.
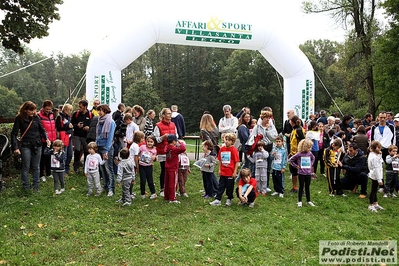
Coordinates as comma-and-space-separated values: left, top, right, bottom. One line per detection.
84, 142, 105, 196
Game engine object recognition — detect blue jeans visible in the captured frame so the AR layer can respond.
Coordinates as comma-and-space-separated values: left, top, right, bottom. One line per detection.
98, 146, 114, 193
64, 139, 73, 173
21, 145, 42, 190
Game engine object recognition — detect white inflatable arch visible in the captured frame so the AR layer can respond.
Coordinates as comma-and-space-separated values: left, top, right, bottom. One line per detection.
86, 1, 314, 120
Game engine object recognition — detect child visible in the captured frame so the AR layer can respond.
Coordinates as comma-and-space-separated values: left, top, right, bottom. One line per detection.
384, 145, 398, 198
210, 132, 240, 207
128, 131, 145, 198
84, 142, 105, 196
44, 139, 66, 195
236, 168, 257, 208
177, 144, 191, 197
289, 139, 316, 207
124, 113, 139, 149
368, 140, 384, 212
247, 140, 269, 196
270, 135, 287, 197
250, 119, 257, 133
200, 140, 218, 198
116, 148, 135, 206
164, 134, 186, 203
138, 135, 157, 199
306, 120, 320, 179
324, 139, 345, 196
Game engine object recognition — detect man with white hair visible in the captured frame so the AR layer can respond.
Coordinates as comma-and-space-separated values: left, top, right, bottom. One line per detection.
218, 105, 238, 135
316, 110, 328, 125
324, 116, 338, 133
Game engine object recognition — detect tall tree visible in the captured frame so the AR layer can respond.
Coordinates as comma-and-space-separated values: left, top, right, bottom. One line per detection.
303, 0, 380, 117
0, 0, 63, 54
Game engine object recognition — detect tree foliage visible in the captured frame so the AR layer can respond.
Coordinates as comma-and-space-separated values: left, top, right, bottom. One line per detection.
0, 0, 63, 54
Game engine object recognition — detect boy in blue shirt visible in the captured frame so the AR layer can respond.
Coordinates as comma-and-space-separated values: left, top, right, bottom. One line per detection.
270, 135, 288, 197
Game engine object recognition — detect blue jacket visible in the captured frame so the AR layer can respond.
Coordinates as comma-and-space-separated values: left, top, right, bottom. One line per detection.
96, 121, 116, 152
270, 145, 288, 171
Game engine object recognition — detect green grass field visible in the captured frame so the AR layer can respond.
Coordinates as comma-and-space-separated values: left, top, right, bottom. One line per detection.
0, 160, 397, 265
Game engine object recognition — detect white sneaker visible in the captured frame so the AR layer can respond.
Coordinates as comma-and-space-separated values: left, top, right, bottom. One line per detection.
307, 201, 316, 207
378, 188, 384, 193
383, 193, 388, 198
271, 192, 279, 196
107, 191, 114, 197
41, 176, 46, 182
169, 200, 181, 204
115, 198, 122, 203
60, 188, 65, 193
266, 188, 272, 192
47, 175, 53, 179
329, 194, 335, 197
368, 205, 378, 212
297, 202, 302, 207
160, 191, 164, 197
374, 204, 384, 210
225, 199, 232, 206
150, 193, 157, 199
122, 202, 131, 206
248, 202, 254, 208
180, 193, 189, 197
141, 195, 146, 199
131, 194, 136, 199
209, 199, 221, 206
340, 194, 347, 197
391, 193, 397, 198
55, 190, 61, 195
279, 193, 284, 198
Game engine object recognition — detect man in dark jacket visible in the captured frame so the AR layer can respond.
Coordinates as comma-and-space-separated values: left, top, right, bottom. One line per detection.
338, 143, 368, 198
171, 105, 186, 139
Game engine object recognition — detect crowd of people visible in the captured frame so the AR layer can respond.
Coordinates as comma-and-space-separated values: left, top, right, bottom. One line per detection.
9, 100, 399, 211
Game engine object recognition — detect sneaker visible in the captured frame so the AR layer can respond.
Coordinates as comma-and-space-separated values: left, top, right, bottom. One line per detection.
107, 191, 114, 197
115, 198, 122, 203
359, 194, 367, 199
297, 202, 302, 207
322, 173, 326, 177
290, 188, 298, 193
160, 190, 164, 197
238, 201, 246, 205
307, 201, 315, 207
374, 204, 384, 210
329, 194, 335, 197
266, 188, 272, 192
248, 202, 255, 208
203, 195, 211, 199
383, 193, 388, 198
368, 205, 378, 212
271, 192, 279, 196
122, 202, 131, 206
131, 194, 136, 199
391, 193, 397, 198
41, 176, 46, 182
169, 200, 181, 204
55, 190, 61, 195
150, 193, 157, 199
209, 199, 221, 206
279, 193, 284, 198
378, 188, 384, 193
225, 199, 232, 206
47, 175, 53, 179
141, 195, 146, 199
180, 193, 189, 197
340, 194, 347, 197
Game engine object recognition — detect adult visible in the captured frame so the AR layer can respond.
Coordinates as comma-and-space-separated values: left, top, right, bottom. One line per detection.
394, 117, 399, 148
153, 108, 177, 196
96, 104, 116, 197
338, 143, 368, 198
112, 103, 125, 124
315, 122, 330, 177
56, 104, 74, 174
38, 100, 57, 182
339, 115, 354, 144
288, 115, 305, 193
11, 101, 50, 192
370, 111, 395, 162
71, 100, 93, 174
200, 113, 220, 155
282, 109, 295, 155
386, 111, 394, 126
132, 104, 146, 131
218, 105, 238, 135
316, 110, 328, 125
362, 113, 373, 132
237, 112, 251, 168
171, 105, 186, 139
143, 109, 156, 137
235, 106, 251, 119
352, 125, 369, 155
91, 99, 100, 116
324, 116, 338, 133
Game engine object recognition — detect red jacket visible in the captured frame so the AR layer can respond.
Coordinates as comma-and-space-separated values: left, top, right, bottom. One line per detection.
155, 120, 177, 155
38, 109, 57, 142
165, 142, 186, 171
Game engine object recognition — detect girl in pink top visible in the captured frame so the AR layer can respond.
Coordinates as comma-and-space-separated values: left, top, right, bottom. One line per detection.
138, 135, 158, 199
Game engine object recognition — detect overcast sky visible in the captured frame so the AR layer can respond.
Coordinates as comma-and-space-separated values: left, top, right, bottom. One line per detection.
25, 0, 348, 56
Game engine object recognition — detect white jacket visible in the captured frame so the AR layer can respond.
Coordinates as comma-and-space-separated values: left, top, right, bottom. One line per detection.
367, 152, 383, 182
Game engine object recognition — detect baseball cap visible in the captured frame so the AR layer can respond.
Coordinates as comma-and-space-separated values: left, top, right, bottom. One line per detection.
394, 117, 399, 122
167, 134, 178, 142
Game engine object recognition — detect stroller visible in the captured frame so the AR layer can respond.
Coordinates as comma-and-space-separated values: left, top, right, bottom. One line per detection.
0, 134, 11, 190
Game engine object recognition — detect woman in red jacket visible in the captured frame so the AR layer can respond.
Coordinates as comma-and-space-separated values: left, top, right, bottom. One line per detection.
38, 100, 57, 182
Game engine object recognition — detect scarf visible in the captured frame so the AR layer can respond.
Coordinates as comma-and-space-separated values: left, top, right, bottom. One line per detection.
97, 113, 113, 139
